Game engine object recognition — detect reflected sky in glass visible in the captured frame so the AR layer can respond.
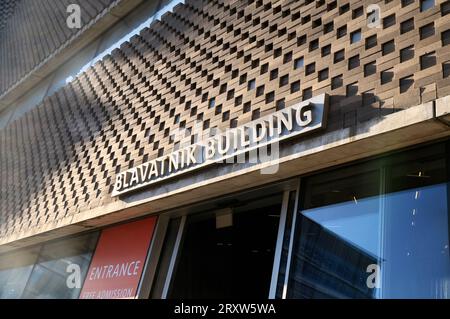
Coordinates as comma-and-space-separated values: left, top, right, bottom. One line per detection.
299, 182, 450, 298
303, 195, 380, 258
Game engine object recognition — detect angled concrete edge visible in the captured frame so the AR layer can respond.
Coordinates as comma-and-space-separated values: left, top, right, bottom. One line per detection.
0, 0, 145, 113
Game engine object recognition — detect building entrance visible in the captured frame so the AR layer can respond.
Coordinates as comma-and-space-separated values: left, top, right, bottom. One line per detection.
168, 192, 283, 298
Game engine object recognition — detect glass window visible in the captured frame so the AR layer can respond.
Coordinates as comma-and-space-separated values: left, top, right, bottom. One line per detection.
288, 164, 381, 298
287, 141, 450, 299
21, 232, 98, 299
420, 0, 435, 11
350, 30, 362, 44
380, 143, 449, 298
0, 247, 40, 298
150, 218, 182, 298
275, 191, 298, 298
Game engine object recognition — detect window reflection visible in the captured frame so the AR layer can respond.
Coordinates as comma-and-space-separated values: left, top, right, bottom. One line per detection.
381, 143, 449, 298
21, 232, 98, 299
289, 165, 380, 299
288, 142, 450, 299
289, 212, 378, 298
0, 248, 39, 298
382, 183, 450, 298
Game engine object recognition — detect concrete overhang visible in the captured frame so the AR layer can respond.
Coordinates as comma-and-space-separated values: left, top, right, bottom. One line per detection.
436, 95, 450, 124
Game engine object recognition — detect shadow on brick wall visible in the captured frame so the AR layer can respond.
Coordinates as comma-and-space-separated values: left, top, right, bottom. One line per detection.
326, 93, 410, 135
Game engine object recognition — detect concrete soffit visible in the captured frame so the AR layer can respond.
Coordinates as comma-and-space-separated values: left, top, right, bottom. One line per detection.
0, 95, 450, 252
0, 0, 145, 113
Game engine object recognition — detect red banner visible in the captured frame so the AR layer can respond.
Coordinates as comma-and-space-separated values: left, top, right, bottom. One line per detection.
79, 216, 157, 299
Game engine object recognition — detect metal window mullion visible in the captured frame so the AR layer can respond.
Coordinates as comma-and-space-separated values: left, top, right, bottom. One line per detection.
377, 166, 387, 299
136, 214, 170, 299
161, 215, 186, 299
268, 190, 290, 299
19, 243, 45, 299
282, 179, 301, 299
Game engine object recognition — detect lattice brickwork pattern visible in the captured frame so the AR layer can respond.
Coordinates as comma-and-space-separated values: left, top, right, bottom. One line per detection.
0, 0, 117, 95
0, 0, 450, 238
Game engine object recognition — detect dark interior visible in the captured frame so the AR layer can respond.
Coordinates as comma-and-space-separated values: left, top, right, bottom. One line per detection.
168, 194, 282, 299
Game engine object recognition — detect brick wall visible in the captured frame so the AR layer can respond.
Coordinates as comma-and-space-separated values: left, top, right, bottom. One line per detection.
0, 0, 449, 239
0, 0, 118, 96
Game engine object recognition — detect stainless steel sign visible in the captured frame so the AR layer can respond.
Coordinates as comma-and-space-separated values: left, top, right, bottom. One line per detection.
112, 94, 328, 197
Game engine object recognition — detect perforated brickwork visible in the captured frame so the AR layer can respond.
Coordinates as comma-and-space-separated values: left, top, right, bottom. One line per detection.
0, 0, 449, 238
